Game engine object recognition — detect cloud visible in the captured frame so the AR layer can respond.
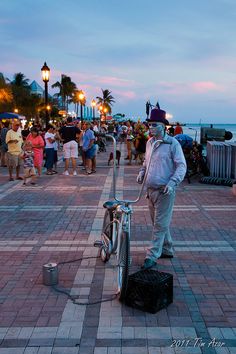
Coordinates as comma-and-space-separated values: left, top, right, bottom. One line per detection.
112, 89, 136, 101
98, 76, 135, 88
190, 81, 224, 93
151, 81, 224, 97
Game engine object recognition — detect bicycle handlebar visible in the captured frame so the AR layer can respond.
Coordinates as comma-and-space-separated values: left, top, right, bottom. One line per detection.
106, 134, 166, 205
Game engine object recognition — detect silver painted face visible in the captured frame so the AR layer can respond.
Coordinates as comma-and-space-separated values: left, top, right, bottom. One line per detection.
149, 123, 165, 138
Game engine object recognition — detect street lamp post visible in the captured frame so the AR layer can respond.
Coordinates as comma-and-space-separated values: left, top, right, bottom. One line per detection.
104, 107, 108, 123
99, 105, 104, 125
188, 127, 198, 142
91, 99, 96, 120
41, 62, 50, 128
78, 92, 85, 122
46, 105, 51, 123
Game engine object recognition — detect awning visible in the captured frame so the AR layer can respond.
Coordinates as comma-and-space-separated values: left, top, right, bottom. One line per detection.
0, 112, 26, 120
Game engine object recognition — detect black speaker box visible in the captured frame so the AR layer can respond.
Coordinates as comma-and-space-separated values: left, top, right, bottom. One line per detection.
125, 269, 173, 313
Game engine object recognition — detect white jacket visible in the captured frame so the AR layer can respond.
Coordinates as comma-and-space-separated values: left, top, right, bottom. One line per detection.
140, 135, 187, 189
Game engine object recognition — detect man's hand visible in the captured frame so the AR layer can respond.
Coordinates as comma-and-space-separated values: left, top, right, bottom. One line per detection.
162, 185, 174, 195
136, 171, 145, 184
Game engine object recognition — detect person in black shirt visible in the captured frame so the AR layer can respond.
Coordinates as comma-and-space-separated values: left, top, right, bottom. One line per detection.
59, 117, 81, 176
21, 124, 30, 141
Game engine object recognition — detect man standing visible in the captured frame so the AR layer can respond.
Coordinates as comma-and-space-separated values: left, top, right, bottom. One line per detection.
0, 120, 9, 167
82, 122, 96, 174
137, 107, 186, 269
5, 120, 23, 181
174, 122, 183, 136
59, 117, 81, 176
124, 121, 133, 165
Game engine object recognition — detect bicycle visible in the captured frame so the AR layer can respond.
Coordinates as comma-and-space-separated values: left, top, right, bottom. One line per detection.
94, 135, 165, 301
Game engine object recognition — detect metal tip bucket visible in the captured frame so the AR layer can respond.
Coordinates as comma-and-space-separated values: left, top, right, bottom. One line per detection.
42, 263, 58, 286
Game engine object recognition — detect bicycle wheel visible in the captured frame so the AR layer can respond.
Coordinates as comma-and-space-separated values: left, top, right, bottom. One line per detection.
100, 209, 113, 262
117, 230, 130, 301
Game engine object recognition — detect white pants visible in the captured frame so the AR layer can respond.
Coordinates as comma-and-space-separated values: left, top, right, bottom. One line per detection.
146, 187, 175, 260
63, 141, 78, 159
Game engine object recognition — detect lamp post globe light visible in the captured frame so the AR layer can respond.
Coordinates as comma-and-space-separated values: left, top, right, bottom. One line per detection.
91, 99, 96, 120
41, 62, 50, 128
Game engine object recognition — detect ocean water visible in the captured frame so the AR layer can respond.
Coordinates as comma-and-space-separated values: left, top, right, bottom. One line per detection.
183, 124, 236, 143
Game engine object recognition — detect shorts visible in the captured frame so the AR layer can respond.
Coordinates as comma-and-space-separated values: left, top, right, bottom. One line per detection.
24, 167, 36, 178
85, 145, 96, 159
63, 140, 78, 159
6, 152, 23, 168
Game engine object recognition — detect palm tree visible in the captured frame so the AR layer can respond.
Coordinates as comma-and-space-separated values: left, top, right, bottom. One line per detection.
52, 74, 77, 111
96, 89, 115, 114
10, 72, 30, 111
70, 90, 78, 115
11, 72, 30, 88
0, 73, 13, 111
70, 89, 86, 116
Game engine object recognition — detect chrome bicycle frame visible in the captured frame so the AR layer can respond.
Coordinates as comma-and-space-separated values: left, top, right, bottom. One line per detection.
110, 204, 131, 255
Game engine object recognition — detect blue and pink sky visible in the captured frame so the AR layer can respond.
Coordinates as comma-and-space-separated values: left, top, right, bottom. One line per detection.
1, 0, 236, 123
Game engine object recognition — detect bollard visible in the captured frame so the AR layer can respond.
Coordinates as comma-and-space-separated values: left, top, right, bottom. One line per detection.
42, 263, 58, 286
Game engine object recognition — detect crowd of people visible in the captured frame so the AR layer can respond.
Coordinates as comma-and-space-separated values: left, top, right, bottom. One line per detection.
0, 110, 204, 272
0, 109, 210, 272
0, 117, 187, 184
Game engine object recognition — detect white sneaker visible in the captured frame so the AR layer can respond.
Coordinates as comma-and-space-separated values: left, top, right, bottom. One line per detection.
63, 170, 69, 176
73, 171, 77, 176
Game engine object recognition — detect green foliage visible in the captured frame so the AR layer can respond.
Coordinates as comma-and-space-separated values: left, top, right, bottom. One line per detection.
0, 73, 13, 111
52, 74, 77, 111
1, 71, 117, 122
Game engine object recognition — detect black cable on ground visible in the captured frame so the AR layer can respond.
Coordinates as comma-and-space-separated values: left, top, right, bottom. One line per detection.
52, 285, 118, 305
52, 255, 119, 305
57, 255, 100, 266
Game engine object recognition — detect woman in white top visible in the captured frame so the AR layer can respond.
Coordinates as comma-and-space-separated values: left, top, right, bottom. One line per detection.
44, 125, 56, 175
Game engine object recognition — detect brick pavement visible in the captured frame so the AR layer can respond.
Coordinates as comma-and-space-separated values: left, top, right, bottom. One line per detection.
0, 141, 236, 353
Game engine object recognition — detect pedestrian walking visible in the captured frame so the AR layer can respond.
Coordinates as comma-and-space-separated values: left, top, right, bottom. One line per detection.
136, 107, 187, 270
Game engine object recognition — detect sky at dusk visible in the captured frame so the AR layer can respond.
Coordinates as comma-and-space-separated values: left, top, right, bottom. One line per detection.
1, 0, 236, 123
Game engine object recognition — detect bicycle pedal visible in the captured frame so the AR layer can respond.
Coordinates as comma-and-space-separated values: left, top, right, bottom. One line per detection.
94, 240, 103, 248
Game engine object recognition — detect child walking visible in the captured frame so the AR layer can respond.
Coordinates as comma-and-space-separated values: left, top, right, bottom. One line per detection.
21, 141, 37, 185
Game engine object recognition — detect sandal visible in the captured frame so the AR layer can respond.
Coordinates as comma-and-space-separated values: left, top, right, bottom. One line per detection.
16, 177, 23, 180
46, 171, 53, 175
9, 177, 14, 181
